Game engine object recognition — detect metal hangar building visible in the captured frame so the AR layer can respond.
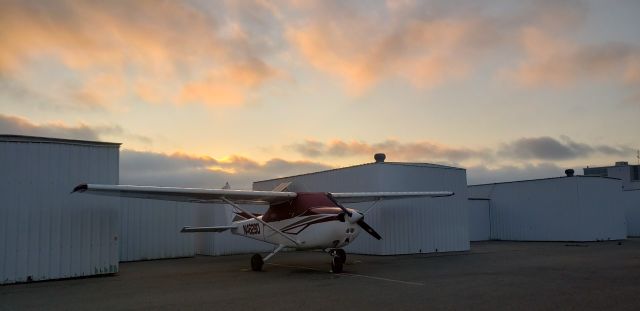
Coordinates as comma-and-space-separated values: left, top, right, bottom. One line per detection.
253, 154, 470, 255
2, 135, 636, 285
468, 173, 627, 242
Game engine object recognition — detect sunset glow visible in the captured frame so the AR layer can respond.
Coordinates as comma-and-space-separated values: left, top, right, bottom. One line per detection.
1, 0, 639, 189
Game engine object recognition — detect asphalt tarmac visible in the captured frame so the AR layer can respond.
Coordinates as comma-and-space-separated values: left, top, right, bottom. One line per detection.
2, 239, 640, 310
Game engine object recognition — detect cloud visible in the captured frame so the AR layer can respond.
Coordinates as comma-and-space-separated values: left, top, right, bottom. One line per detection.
289, 136, 636, 164
2, 0, 638, 104
178, 60, 278, 106
0, 0, 282, 108
503, 28, 640, 89
498, 136, 635, 160
288, 139, 491, 162
0, 114, 100, 140
282, 1, 604, 94
119, 149, 333, 190
285, 1, 506, 93
118, 148, 605, 191
0, 113, 151, 144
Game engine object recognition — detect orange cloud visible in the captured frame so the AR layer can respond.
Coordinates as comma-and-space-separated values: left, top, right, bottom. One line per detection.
0, 0, 280, 108
120, 149, 333, 189
287, 15, 488, 93
179, 61, 278, 106
503, 28, 640, 88
285, 2, 504, 94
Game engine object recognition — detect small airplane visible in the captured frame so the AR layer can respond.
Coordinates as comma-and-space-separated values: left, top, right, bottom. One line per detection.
73, 183, 453, 273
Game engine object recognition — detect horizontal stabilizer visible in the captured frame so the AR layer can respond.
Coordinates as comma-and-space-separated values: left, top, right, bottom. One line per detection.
180, 226, 237, 233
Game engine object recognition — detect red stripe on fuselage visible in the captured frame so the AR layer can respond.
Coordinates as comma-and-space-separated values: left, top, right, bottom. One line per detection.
262, 192, 342, 222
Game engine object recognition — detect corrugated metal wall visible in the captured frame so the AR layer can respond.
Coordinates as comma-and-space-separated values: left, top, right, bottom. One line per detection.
119, 199, 195, 261
468, 199, 490, 241
254, 163, 470, 255
622, 190, 640, 236
0, 138, 120, 284
119, 199, 273, 260
469, 177, 626, 241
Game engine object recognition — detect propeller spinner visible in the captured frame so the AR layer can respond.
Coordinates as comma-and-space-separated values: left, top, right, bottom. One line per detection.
327, 193, 382, 240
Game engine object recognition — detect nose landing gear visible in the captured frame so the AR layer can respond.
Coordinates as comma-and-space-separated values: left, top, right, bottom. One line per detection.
328, 248, 347, 273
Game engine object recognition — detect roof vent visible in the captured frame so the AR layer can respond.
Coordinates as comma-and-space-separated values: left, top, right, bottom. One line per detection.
565, 169, 575, 177
615, 161, 628, 166
374, 153, 386, 163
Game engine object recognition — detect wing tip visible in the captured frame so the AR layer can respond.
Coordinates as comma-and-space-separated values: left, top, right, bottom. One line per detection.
72, 184, 88, 194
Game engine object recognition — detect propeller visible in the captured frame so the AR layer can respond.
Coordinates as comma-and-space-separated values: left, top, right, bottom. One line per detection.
327, 193, 382, 240
356, 219, 382, 240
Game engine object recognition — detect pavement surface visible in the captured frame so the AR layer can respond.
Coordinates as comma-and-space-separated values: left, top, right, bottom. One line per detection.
2, 239, 640, 310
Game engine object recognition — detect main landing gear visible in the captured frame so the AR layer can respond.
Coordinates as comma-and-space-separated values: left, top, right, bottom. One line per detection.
251, 254, 263, 271
251, 244, 284, 271
250, 247, 348, 273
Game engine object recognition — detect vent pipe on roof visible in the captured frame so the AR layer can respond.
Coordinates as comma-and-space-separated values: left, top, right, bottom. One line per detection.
374, 153, 386, 163
565, 169, 575, 177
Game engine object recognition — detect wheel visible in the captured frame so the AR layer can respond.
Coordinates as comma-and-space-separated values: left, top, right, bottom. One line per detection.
331, 257, 343, 273
335, 249, 346, 264
251, 254, 263, 271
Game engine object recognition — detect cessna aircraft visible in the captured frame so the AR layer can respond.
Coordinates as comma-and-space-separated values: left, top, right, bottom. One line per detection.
73, 183, 453, 273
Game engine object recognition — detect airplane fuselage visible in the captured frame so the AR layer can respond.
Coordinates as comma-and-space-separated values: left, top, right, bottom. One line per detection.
230, 193, 362, 250
231, 209, 361, 249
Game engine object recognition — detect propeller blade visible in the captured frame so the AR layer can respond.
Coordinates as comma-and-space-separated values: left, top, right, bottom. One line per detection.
357, 219, 382, 240
327, 193, 352, 217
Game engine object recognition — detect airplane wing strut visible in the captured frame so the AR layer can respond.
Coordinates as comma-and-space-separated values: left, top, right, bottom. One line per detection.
220, 197, 300, 246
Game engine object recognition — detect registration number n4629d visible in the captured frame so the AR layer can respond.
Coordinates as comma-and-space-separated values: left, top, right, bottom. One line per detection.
243, 223, 260, 235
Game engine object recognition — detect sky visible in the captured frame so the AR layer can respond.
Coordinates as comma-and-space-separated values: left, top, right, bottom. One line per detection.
1, 0, 639, 189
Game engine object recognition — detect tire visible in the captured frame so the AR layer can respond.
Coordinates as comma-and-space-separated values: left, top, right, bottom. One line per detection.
331, 257, 343, 273
335, 249, 346, 264
251, 254, 263, 271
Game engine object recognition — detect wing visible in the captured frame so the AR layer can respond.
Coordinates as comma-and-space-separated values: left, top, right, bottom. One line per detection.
329, 191, 454, 203
72, 184, 297, 205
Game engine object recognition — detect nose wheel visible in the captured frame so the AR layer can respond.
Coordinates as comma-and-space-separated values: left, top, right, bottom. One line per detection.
328, 248, 346, 273
331, 257, 343, 273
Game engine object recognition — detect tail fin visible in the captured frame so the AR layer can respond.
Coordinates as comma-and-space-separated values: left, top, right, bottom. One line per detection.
271, 182, 292, 192
231, 211, 262, 222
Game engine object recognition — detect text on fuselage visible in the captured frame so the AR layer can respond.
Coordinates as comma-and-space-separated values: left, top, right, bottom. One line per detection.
243, 223, 260, 235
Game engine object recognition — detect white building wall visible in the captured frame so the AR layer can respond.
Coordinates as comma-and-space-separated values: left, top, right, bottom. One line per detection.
623, 190, 640, 236
469, 177, 626, 241
0, 137, 120, 284
468, 199, 490, 241
119, 199, 195, 261
254, 163, 470, 255
575, 177, 627, 240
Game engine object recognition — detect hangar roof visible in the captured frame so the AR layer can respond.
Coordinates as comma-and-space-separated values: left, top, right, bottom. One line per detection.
0, 134, 121, 148
468, 175, 621, 187
254, 161, 464, 184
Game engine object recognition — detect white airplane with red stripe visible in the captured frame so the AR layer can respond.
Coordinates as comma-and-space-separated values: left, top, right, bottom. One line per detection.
73, 183, 453, 273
